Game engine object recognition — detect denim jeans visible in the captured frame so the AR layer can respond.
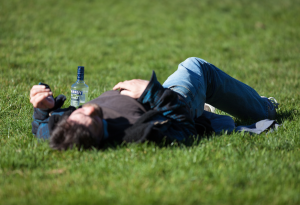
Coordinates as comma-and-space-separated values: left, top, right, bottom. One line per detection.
162, 57, 269, 120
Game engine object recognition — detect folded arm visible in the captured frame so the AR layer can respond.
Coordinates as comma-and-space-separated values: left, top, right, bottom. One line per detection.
138, 71, 197, 142
30, 83, 67, 139
114, 71, 197, 142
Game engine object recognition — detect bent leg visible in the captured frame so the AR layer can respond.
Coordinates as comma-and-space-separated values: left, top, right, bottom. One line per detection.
163, 57, 269, 120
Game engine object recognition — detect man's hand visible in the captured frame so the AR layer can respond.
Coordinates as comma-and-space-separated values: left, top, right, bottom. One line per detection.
113, 79, 149, 99
30, 85, 55, 110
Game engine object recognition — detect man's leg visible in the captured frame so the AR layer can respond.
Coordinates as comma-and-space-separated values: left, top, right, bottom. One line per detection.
163, 57, 273, 120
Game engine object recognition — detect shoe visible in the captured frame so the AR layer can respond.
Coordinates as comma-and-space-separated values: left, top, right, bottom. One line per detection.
204, 103, 216, 113
261, 96, 279, 120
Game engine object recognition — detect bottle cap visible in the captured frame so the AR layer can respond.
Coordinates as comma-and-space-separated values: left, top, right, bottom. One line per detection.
77, 66, 84, 80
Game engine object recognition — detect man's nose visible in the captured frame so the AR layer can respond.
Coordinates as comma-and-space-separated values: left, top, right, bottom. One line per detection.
84, 106, 95, 116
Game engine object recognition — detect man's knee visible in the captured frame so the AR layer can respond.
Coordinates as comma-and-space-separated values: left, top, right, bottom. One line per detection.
182, 57, 207, 69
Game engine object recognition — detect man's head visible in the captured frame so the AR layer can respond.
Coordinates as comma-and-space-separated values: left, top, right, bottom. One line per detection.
50, 104, 104, 150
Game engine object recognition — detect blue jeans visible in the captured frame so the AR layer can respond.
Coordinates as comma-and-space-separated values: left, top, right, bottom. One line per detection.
162, 57, 269, 120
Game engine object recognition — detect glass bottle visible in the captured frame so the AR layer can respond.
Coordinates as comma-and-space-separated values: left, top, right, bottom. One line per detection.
70, 66, 89, 107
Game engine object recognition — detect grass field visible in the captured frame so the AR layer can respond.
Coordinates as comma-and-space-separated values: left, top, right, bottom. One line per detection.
1, 0, 300, 204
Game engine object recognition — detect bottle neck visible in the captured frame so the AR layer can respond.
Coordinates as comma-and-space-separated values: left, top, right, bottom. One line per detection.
77, 73, 84, 81
76, 79, 85, 83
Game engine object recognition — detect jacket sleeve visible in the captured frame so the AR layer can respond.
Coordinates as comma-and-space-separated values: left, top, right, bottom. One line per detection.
32, 108, 51, 139
31, 83, 67, 140
137, 71, 197, 142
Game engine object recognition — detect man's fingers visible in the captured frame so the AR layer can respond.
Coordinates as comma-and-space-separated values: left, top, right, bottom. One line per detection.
113, 82, 131, 91
113, 79, 149, 99
113, 82, 122, 90
30, 90, 52, 99
30, 86, 51, 98
30, 92, 51, 107
119, 90, 134, 98
31, 85, 46, 89
30, 92, 48, 104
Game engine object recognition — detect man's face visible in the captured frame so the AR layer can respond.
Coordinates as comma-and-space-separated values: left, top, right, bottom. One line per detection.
68, 104, 103, 139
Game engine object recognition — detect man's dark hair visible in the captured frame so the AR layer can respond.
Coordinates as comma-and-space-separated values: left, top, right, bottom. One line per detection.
50, 116, 98, 150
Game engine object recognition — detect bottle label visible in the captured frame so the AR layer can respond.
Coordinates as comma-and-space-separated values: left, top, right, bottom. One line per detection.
71, 90, 83, 95
71, 96, 80, 107
71, 90, 85, 107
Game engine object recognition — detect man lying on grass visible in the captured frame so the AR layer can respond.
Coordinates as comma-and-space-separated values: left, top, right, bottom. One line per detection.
30, 57, 279, 150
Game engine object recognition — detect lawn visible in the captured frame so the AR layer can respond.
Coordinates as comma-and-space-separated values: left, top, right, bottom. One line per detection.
0, 0, 300, 204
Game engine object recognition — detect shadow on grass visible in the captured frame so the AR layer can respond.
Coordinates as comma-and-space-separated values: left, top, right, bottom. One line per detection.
232, 108, 296, 126
276, 109, 297, 124
96, 109, 298, 151
100, 134, 214, 151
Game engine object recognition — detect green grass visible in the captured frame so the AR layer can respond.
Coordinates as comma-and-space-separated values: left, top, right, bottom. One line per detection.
1, 0, 300, 204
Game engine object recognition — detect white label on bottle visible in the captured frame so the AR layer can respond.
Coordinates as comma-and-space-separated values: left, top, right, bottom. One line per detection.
71, 96, 80, 107
71, 90, 83, 95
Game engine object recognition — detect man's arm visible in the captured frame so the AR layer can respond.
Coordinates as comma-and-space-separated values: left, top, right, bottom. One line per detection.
30, 84, 67, 139
113, 71, 197, 142
137, 71, 197, 142
30, 84, 55, 138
